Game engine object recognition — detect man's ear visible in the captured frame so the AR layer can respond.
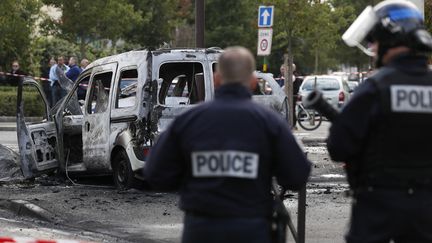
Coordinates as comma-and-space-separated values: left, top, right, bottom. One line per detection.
214, 72, 222, 89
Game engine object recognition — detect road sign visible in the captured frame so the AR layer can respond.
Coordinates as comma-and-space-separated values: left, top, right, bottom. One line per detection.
258, 6, 274, 28
257, 28, 273, 56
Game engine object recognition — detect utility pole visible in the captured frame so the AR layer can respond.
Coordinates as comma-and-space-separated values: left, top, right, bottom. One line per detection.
195, 0, 205, 48
284, 30, 294, 128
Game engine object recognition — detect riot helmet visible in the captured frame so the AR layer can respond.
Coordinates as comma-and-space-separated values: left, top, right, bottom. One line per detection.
342, 0, 432, 66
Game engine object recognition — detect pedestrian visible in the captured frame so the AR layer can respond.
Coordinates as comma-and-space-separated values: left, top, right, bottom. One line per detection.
66, 57, 82, 82
292, 64, 303, 130
144, 46, 311, 243
41, 58, 56, 107
7, 61, 26, 86
0, 66, 5, 85
327, 1, 432, 242
80, 58, 89, 70
49, 56, 69, 105
275, 64, 285, 87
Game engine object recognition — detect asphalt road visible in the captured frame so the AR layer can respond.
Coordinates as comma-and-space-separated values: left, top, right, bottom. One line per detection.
0, 182, 350, 243
0, 123, 352, 242
0, 131, 17, 150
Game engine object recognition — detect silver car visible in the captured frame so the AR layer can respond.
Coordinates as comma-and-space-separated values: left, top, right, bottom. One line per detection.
298, 75, 351, 110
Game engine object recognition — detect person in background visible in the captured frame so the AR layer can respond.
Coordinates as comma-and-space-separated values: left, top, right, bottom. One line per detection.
0, 66, 5, 85
80, 59, 89, 70
66, 57, 82, 82
8, 61, 26, 86
275, 64, 285, 87
292, 67, 303, 130
41, 58, 56, 107
144, 46, 311, 243
49, 56, 69, 106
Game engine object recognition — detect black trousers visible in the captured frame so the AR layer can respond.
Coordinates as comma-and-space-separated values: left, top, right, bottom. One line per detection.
347, 188, 432, 243
182, 213, 271, 243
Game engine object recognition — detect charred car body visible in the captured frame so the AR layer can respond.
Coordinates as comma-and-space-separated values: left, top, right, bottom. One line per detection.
17, 48, 290, 189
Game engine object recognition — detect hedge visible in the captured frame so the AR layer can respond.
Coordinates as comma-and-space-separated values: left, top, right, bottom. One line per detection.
0, 86, 46, 117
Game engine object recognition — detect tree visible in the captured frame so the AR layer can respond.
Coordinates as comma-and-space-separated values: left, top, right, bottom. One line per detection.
205, 0, 256, 51
126, 0, 178, 48
42, 0, 142, 58
262, 0, 344, 74
330, 0, 377, 71
0, 0, 41, 73
425, 0, 432, 34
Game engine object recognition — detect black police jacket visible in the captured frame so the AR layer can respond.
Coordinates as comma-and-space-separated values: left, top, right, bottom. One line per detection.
327, 53, 432, 186
144, 83, 311, 217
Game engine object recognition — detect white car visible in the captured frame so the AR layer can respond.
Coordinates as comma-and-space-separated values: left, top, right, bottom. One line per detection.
298, 75, 351, 110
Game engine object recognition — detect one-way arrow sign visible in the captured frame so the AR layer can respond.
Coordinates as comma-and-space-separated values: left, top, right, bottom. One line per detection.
258, 6, 274, 28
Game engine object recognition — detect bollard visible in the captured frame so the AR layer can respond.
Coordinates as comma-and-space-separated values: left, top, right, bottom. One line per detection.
297, 185, 306, 243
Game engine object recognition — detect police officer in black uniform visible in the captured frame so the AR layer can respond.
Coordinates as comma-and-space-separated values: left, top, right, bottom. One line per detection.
144, 46, 311, 243
327, 1, 432, 242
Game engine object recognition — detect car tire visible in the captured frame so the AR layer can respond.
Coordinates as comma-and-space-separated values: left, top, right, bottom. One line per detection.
112, 149, 137, 190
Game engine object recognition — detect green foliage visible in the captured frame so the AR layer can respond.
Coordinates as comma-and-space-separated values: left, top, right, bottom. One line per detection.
30, 37, 81, 77
258, 0, 373, 74
42, 0, 142, 57
0, 86, 45, 117
126, 0, 178, 48
0, 0, 42, 73
426, 0, 432, 35
329, 0, 375, 70
205, 0, 256, 51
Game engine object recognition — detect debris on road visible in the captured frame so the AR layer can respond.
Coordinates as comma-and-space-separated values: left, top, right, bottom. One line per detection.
0, 144, 23, 182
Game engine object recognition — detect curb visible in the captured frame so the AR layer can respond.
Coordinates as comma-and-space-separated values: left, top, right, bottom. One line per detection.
299, 137, 326, 145
0, 127, 16, 132
0, 117, 41, 122
0, 199, 61, 223
0, 117, 15, 123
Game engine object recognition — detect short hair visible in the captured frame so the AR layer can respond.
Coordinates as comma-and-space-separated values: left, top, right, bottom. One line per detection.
80, 59, 89, 66
217, 46, 255, 85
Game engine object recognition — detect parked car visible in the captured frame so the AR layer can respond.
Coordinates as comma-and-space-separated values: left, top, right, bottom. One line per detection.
16, 48, 290, 189
347, 81, 359, 93
298, 75, 351, 110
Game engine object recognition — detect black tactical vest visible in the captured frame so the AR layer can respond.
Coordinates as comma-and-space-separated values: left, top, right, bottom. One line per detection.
360, 63, 432, 186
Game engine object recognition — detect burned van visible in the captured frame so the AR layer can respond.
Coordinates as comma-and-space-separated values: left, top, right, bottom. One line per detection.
17, 48, 289, 189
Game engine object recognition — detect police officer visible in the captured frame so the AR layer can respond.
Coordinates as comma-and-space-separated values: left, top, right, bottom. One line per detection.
144, 46, 311, 243
327, 1, 432, 242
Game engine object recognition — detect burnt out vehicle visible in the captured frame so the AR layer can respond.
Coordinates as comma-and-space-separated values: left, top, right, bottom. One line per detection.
17, 48, 290, 189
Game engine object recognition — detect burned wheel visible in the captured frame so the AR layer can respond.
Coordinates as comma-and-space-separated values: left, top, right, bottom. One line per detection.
113, 149, 137, 190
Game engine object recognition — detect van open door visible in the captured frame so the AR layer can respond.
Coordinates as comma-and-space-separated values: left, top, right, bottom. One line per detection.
17, 78, 59, 178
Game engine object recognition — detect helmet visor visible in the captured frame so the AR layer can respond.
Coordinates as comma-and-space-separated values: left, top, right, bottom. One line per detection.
342, 6, 378, 56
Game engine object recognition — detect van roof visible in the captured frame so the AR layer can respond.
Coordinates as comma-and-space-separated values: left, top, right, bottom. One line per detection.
85, 48, 223, 70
